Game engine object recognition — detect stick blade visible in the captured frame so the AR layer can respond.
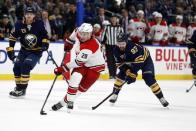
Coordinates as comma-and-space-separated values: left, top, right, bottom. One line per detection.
40, 110, 47, 115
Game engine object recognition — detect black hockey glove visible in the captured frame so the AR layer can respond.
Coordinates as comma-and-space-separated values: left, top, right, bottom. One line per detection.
6, 47, 16, 61
118, 63, 131, 72
41, 39, 49, 51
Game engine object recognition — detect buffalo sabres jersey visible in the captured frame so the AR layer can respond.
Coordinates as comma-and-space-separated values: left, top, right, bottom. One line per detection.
114, 40, 149, 64
9, 20, 49, 51
188, 30, 196, 49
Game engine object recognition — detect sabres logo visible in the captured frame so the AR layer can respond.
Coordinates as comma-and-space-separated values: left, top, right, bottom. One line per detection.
25, 34, 37, 48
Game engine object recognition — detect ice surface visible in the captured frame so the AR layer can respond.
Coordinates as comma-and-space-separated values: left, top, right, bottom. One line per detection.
0, 80, 196, 131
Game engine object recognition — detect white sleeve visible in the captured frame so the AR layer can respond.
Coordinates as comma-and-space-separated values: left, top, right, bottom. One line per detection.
168, 24, 174, 38
66, 49, 93, 69
66, 29, 77, 44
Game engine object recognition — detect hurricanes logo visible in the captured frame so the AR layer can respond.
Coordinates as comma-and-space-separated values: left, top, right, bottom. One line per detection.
25, 34, 37, 48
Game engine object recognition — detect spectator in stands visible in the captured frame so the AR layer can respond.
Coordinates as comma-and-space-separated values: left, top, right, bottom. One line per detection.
93, 23, 102, 42
8, 8, 17, 27
64, 2, 77, 38
127, 5, 137, 18
120, 8, 131, 34
51, 7, 64, 40
84, 3, 95, 24
169, 15, 186, 46
0, 0, 13, 16
0, 14, 13, 40
94, 7, 109, 27
42, 10, 58, 41
15, 0, 26, 21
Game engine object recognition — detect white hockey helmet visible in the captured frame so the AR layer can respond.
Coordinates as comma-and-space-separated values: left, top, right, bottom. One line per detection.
78, 23, 93, 33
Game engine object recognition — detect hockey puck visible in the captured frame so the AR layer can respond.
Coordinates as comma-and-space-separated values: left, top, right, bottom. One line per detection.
186, 89, 189, 93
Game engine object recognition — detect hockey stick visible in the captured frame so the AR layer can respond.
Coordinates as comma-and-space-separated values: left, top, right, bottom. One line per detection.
92, 82, 126, 110
47, 50, 69, 84
186, 82, 195, 93
92, 92, 114, 110
40, 51, 67, 115
40, 75, 58, 115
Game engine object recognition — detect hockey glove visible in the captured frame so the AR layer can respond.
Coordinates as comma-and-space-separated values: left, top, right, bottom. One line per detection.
6, 47, 16, 61
64, 42, 73, 52
54, 65, 69, 76
118, 63, 131, 72
41, 39, 49, 51
131, 36, 141, 44
125, 69, 137, 84
159, 40, 168, 46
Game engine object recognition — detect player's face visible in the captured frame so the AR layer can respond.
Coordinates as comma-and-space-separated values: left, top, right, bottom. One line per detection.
93, 27, 100, 33
155, 17, 162, 23
117, 41, 126, 50
78, 32, 92, 42
25, 13, 35, 24
176, 19, 182, 24
137, 13, 144, 19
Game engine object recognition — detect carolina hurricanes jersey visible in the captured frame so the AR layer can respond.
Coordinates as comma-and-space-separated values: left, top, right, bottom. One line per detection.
66, 30, 105, 73
169, 23, 186, 44
187, 23, 196, 39
128, 18, 147, 42
148, 21, 168, 43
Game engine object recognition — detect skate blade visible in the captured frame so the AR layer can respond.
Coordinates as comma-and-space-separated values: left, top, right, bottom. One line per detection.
67, 108, 73, 113
110, 102, 115, 106
9, 95, 25, 99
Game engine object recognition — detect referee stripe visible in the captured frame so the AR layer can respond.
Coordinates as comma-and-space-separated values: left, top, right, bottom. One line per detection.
102, 25, 124, 46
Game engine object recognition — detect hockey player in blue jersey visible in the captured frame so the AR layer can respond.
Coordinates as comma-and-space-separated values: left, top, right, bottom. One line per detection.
109, 33, 169, 107
187, 30, 196, 86
6, 7, 49, 98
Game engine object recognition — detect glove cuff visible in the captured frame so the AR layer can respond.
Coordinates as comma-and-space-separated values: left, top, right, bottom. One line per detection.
6, 47, 14, 52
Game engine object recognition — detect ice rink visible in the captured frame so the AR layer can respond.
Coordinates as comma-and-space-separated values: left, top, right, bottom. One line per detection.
0, 80, 196, 131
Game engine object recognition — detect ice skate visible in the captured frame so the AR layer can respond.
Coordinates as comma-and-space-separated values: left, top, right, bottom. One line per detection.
9, 87, 26, 98
67, 101, 74, 113
159, 97, 169, 107
109, 94, 118, 104
52, 99, 67, 111
52, 102, 64, 111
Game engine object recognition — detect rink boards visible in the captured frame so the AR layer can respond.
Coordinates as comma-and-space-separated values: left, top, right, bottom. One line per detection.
0, 41, 192, 80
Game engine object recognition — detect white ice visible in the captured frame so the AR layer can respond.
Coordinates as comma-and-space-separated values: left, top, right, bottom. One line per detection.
0, 80, 196, 131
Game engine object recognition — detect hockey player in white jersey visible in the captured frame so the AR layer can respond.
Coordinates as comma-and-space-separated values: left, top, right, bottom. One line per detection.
51, 23, 105, 112
148, 13, 169, 46
128, 10, 147, 44
187, 15, 196, 39
169, 15, 186, 46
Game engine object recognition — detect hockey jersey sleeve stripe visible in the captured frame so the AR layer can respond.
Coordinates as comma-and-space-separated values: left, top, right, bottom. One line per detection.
42, 39, 50, 43
66, 38, 75, 44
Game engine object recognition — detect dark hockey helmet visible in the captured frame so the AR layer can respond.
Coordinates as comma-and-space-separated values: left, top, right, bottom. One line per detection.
117, 32, 127, 42
116, 32, 127, 49
25, 7, 35, 14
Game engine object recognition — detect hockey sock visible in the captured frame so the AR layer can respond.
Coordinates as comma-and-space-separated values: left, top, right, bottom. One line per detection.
113, 78, 124, 95
150, 83, 164, 99
19, 74, 30, 90
66, 86, 78, 102
15, 75, 21, 87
